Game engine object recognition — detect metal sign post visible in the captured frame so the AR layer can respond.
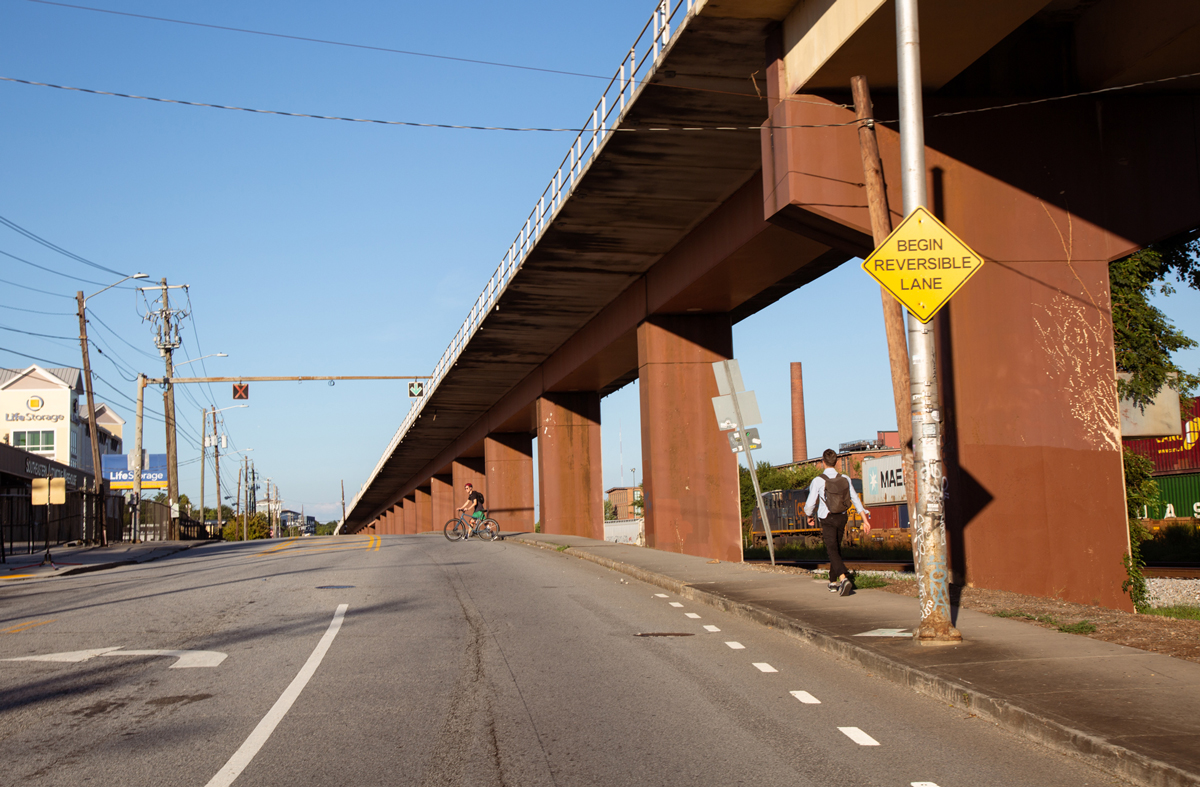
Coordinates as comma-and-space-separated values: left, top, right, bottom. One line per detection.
712, 360, 776, 565
895, 0, 961, 644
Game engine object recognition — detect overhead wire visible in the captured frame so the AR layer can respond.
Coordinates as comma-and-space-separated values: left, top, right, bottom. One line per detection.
0, 247, 131, 287
0, 303, 73, 315
0, 276, 75, 299
0, 212, 126, 276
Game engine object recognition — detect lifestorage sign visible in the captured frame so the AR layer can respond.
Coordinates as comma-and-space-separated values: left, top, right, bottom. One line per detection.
862, 454, 906, 506
101, 454, 168, 489
860, 206, 985, 323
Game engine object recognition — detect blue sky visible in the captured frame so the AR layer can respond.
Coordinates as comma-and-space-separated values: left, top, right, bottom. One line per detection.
3, 0, 1198, 521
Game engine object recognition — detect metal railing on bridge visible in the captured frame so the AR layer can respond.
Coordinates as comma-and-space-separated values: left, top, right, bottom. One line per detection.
352, 0, 697, 516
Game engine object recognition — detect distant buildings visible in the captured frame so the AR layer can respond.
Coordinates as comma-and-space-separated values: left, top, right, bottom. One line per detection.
1, 365, 123, 472
605, 486, 642, 520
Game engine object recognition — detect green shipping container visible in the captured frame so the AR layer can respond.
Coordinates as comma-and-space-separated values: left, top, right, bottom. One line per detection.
1147, 473, 1200, 519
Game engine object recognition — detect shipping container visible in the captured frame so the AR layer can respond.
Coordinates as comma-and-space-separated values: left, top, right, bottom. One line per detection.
1143, 472, 1200, 520
1124, 399, 1200, 476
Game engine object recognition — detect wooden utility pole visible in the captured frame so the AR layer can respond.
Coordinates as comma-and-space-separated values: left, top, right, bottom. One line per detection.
199, 408, 206, 535
76, 291, 106, 546
159, 280, 179, 539
341, 480, 346, 525
213, 415, 222, 537
133, 375, 145, 541
236, 466, 243, 541
851, 75, 917, 530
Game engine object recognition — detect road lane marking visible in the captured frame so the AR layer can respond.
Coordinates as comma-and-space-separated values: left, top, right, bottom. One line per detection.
205, 604, 349, 787
4, 647, 121, 663
654, 593, 668, 598
753, 663, 777, 673
372, 534, 380, 551
790, 691, 820, 704
684, 613, 700, 619
703, 625, 720, 632
104, 650, 227, 668
912, 783, 940, 786
2, 619, 54, 634
668, 602, 683, 607
725, 641, 744, 650
1, 574, 36, 581
838, 727, 879, 746
253, 538, 300, 556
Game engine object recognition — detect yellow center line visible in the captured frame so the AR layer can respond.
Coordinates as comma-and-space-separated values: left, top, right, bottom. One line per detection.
248, 536, 375, 557
1, 574, 36, 581
3, 619, 54, 634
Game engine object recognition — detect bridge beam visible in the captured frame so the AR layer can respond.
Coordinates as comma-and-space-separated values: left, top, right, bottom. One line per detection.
485, 433, 535, 534
536, 392, 603, 539
638, 314, 742, 562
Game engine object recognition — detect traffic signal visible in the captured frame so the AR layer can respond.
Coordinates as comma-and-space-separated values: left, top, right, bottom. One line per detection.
233, 383, 249, 400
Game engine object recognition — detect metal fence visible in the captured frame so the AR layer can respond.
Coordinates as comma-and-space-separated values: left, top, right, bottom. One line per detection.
130, 499, 214, 542
0, 487, 122, 560
350, 0, 697, 517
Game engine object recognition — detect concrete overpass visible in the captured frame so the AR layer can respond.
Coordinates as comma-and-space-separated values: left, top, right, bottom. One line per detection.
343, 0, 1200, 610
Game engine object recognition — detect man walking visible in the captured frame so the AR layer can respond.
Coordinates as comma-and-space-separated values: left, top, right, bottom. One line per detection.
804, 449, 872, 596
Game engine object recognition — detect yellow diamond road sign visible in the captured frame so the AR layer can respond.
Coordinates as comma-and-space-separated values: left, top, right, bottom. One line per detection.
861, 206, 984, 323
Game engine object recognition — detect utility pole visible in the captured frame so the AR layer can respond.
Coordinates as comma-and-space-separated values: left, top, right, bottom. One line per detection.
341, 480, 346, 526
851, 75, 917, 530
237, 466, 244, 541
895, 0, 960, 644
199, 408, 206, 535
213, 414, 222, 537
133, 375, 145, 541
146, 279, 186, 539
76, 291, 105, 545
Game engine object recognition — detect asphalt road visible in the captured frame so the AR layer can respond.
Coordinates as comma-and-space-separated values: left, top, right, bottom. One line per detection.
0, 534, 1127, 786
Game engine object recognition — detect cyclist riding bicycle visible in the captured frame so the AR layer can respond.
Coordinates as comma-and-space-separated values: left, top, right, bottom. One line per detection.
457, 482, 486, 523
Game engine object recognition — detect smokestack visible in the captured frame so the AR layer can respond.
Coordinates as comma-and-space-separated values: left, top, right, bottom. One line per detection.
791, 362, 807, 463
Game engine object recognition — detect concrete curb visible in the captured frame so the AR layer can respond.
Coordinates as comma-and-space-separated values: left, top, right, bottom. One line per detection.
513, 536, 1199, 787
11, 541, 206, 580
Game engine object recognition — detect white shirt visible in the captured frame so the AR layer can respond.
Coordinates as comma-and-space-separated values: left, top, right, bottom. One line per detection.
803, 468, 869, 521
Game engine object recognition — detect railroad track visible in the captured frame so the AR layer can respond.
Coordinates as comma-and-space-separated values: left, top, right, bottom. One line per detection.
747, 560, 1200, 580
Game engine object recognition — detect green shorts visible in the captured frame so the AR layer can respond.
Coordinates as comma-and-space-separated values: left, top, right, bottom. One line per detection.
471, 511, 485, 520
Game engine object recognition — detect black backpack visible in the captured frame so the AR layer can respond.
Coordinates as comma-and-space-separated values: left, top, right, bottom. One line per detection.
823, 475, 851, 514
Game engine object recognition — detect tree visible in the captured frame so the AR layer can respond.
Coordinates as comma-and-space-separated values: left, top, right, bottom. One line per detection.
738, 462, 821, 522
223, 512, 271, 541
604, 499, 617, 520
1111, 234, 1200, 407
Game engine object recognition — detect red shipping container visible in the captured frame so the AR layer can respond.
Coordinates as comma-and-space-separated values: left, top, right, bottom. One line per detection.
1124, 399, 1200, 475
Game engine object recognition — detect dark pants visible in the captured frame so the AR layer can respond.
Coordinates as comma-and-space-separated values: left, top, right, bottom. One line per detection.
820, 512, 849, 581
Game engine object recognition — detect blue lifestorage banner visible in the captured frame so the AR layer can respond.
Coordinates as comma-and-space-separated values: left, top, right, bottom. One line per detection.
101, 453, 168, 489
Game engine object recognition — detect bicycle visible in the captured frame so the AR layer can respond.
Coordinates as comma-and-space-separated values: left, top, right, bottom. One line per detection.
444, 511, 500, 542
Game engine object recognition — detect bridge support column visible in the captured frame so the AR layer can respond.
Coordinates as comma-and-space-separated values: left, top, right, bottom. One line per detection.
402, 496, 415, 534
536, 392, 603, 539
415, 487, 432, 533
485, 433, 534, 534
431, 474, 454, 530
387, 505, 400, 535
637, 314, 742, 562
452, 458, 486, 517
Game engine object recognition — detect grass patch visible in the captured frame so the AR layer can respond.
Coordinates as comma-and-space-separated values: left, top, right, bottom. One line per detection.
853, 574, 890, 589
1057, 620, 1098, 634
1145, 605, 1200, 620
555, 544, 570, 552
994, 609, 1097, 634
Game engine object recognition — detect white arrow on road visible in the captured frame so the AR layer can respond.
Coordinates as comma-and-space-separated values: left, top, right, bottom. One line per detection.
3, 648, 226, 668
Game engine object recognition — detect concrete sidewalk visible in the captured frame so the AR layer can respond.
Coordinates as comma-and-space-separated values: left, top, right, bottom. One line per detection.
510, 532, 1200, 787
1, 540, 205, 582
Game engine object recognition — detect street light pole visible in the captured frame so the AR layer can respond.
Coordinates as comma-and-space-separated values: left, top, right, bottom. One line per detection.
895, 0, 960, 644
77, 272, 148, 546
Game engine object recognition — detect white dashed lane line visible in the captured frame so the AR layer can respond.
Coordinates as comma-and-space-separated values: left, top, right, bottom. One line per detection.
753, 663, 777, 673
669, 602, 684, 608
838, 727, 880, 746
725, 641, 745, 650
684, 612, 700, 619
654, 593, 668, 598
702, 625, 720, 632
912, 783, 940, 786
790, 691, 820, 704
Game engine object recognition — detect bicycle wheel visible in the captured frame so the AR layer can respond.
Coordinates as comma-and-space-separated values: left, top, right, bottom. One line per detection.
481, 518, 500, 541
443, 519, 465, 541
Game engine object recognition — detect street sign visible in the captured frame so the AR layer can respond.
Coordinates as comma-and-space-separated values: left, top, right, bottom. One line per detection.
711, 360, 746, 396
233, 383, 249, 400
408, 381, 425, 398
860, 206, 984, 323
728, 428, 762, 453
32, 477, 66, 506
711, 391, 761, 431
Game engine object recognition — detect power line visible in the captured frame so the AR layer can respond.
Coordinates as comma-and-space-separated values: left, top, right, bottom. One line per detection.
0, 212, 125, 276
0, 303, 73, 315
0, 76, 860, 133
0, 276, 75, 299
0, 247, 128, 286
0, 323, 75, 341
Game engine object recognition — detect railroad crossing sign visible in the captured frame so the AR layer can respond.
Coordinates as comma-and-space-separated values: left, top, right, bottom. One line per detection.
860, 206, 985, 323
232, 382, 249, 400
408, 381, 425, 398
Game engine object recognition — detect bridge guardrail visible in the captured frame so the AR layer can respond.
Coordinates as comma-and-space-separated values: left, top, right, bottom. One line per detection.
350, 0, 698, 520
